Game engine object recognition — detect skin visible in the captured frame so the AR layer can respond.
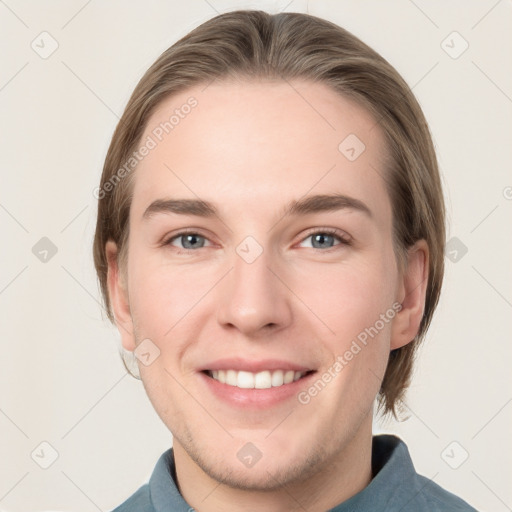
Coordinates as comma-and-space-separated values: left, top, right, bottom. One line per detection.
106, 79, 428, 512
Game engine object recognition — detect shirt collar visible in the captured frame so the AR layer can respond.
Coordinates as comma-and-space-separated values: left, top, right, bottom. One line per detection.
329, 435, 419, 511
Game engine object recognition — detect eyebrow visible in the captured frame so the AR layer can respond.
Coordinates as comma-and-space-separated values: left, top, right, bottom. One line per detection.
142, 193, 372, 221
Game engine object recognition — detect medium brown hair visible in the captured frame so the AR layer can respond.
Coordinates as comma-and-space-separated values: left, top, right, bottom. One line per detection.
93, 10, 445, 416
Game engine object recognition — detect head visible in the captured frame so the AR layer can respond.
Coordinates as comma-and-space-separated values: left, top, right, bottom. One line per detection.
93, 10, 444, 490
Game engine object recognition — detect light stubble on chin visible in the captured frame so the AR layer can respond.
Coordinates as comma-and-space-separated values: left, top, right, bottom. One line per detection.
173, 423, 344, 494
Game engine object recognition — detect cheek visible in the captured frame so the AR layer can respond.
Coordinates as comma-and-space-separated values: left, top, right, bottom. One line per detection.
299, 250, 397, 404
127, 249, 212, 339
309, 262, 396, 407
299, 254, 397, 342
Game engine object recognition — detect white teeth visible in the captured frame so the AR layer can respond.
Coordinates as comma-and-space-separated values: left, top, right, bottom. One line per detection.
209, 369, 308, 388
271, 370, 284, 387
284, 370, 295, 384
226, 369, 237, 386
254, 371, 272, 389
237, 371, 254, 389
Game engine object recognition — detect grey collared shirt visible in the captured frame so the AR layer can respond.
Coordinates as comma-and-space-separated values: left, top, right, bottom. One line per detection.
112, 435, 477, 511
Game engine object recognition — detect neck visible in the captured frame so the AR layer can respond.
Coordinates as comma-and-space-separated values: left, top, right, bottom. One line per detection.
173, 417, 373, 512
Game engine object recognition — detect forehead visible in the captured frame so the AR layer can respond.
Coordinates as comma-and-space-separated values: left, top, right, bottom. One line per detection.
131, 79, 391, 224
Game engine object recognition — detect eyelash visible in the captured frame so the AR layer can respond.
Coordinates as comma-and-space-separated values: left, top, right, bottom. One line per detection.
162, 227, 352, 255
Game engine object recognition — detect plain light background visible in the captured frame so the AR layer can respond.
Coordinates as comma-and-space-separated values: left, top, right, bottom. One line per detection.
0, 1, 511, 510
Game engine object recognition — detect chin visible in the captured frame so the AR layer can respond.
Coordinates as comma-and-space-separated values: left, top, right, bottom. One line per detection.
177, 424, 331, 491
201, 455, 325, 491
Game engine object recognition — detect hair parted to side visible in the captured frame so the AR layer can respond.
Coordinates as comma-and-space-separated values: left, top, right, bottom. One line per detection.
93, 10, 445, 417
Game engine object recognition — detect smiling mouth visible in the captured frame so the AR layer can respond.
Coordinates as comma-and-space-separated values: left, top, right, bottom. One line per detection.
203, 369, 316, 389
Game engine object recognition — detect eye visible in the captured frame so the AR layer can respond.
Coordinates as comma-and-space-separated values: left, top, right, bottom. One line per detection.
162, 228, 351, 254
298, 228, 351, 250
164, 231, 211, 252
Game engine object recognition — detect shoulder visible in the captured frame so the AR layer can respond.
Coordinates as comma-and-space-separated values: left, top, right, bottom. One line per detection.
412, 474, 479, 511
110, 484, 153, 512
371, 435, 479, 512
109, 447, 182, 511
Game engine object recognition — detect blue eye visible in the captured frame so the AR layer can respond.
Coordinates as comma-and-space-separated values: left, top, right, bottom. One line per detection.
163, 228, 351, 254
167, 232, 209, 251
308, 233, 337, 249
299, 229, 351, 250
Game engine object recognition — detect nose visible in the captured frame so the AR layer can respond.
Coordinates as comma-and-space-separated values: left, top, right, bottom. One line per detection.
216, 244, 293, 338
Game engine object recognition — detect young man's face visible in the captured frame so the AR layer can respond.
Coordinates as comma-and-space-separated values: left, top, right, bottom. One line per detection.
107, 80, 426, 490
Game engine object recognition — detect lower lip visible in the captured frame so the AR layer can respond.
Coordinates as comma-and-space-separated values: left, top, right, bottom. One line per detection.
198, 371, 316, 409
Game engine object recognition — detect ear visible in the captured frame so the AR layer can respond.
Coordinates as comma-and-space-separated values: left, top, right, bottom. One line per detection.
106, 240, 136, 351
390, 239, 429, 350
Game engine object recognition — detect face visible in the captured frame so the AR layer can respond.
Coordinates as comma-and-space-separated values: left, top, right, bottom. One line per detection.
108, 79, 426, 491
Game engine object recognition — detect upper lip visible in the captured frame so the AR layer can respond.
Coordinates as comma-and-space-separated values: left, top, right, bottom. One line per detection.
200, 358, 314, 373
